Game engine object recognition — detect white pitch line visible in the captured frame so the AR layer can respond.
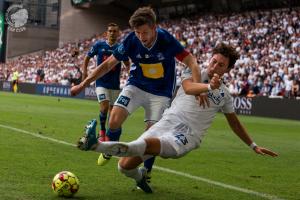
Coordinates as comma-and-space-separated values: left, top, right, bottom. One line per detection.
0, 124, 285, 200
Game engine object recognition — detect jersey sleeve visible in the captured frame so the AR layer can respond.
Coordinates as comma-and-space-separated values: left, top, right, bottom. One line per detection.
87, 42, 99, 58
221, 91, 235, 113
167, 34, 187, 60
113, 35, 130, 61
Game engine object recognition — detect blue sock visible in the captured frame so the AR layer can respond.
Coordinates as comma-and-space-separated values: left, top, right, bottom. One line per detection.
99, 112, 107, 131
144, 157, 155, 172
106, 128, 122, 141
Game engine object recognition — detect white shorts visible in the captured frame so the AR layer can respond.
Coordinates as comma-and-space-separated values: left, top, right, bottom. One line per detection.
96, 87, 120, 105
114, 85, 170, 122
138, 113, 201, 159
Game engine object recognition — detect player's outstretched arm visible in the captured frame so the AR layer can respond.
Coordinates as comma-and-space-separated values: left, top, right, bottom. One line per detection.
181, 53, 210, 108
224, 112, 278, 157
82, 56, 91, 81
181, 54, 201, 83
71, 55, 119, 96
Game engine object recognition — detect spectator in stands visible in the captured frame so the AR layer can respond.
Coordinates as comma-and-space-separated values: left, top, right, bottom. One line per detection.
291, 79, 300, 98
260, 79, 272, 96
270, 76, 285, 97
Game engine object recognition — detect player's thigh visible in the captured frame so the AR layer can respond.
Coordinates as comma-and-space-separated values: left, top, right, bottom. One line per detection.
143, 93, 170, 122
114, 85, 143, 114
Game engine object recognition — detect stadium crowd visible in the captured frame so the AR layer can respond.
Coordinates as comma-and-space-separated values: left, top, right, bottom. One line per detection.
0, 8, 299, 98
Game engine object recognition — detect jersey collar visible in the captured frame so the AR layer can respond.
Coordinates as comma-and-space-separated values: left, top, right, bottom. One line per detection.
139, 29, 158, 51
106, 40, 117, 47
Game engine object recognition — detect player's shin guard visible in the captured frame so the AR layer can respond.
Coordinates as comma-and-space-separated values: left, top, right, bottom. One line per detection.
106, 128, 122, 141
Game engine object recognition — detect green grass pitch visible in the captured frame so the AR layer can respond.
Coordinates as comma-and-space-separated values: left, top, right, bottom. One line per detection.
0, 91, 299, 200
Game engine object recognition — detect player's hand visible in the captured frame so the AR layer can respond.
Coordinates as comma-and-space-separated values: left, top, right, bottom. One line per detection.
71, 84, 84, 96
253, 146, 278, 157
210, 73, 221, 90
196, 94, 210, 108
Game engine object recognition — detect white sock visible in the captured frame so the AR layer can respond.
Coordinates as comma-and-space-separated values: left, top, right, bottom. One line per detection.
118, 163, 142, 182
94, 139, 146, 157
127, 139, 146, 157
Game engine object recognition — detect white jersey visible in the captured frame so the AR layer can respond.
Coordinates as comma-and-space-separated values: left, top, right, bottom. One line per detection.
138, 68, 235, 159
163, 69, 234, 142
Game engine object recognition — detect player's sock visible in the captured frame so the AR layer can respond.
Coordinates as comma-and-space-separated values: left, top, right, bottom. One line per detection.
127, 139, 147, 156
118, 163, 142, 182
99, 112, 107, 132
144, 157, 155, 173
94, 139, 146, 157
106, 128, 122, 141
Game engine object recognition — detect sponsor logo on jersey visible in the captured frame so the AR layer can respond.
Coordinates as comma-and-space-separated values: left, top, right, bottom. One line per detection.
208, 89, 225, 105
157, 52, 165, 61
140, 63, 164, 79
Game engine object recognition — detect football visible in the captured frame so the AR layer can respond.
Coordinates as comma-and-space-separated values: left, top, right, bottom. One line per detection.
51, 171, 80, 197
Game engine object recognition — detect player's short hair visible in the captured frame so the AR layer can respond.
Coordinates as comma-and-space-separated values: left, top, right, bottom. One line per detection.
107, 23, 119, 29
212, 43, 240, 69
129, 7, 156, 28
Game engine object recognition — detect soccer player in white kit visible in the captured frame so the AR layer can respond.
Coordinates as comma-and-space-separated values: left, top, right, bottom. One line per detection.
78, 43, 278, 193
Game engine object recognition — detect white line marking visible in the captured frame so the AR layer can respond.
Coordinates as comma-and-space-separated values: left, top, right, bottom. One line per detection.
0, 124, 285, 200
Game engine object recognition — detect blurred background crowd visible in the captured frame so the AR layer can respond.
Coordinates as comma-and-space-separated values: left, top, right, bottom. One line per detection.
0, 8, 299, 98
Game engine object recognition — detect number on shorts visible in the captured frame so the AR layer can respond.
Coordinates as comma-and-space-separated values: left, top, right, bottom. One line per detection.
174, 133, 188, 145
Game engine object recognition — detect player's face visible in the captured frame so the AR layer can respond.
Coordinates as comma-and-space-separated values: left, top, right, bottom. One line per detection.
107, 26, 119, 43
134, 24, 156, 48
207, 53, 230, 78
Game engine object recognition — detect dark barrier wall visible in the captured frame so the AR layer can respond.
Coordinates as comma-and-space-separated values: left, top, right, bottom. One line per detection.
252, 96, 300, 120
18, 82, 36, 94
35, 84, 85, 98
0, 81, 11, 91
233, 96, 300, 121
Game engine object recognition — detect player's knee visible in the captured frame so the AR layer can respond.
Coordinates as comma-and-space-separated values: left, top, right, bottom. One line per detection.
118, 159, 134, 176
100, 101, 109, 112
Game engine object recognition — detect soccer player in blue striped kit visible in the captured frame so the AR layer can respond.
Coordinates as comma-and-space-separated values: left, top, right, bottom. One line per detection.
82, 23, 130, 142
71, 7, 205, 183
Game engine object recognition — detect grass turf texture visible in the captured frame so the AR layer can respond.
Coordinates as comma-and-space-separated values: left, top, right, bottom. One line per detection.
0, 92, 299, 200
